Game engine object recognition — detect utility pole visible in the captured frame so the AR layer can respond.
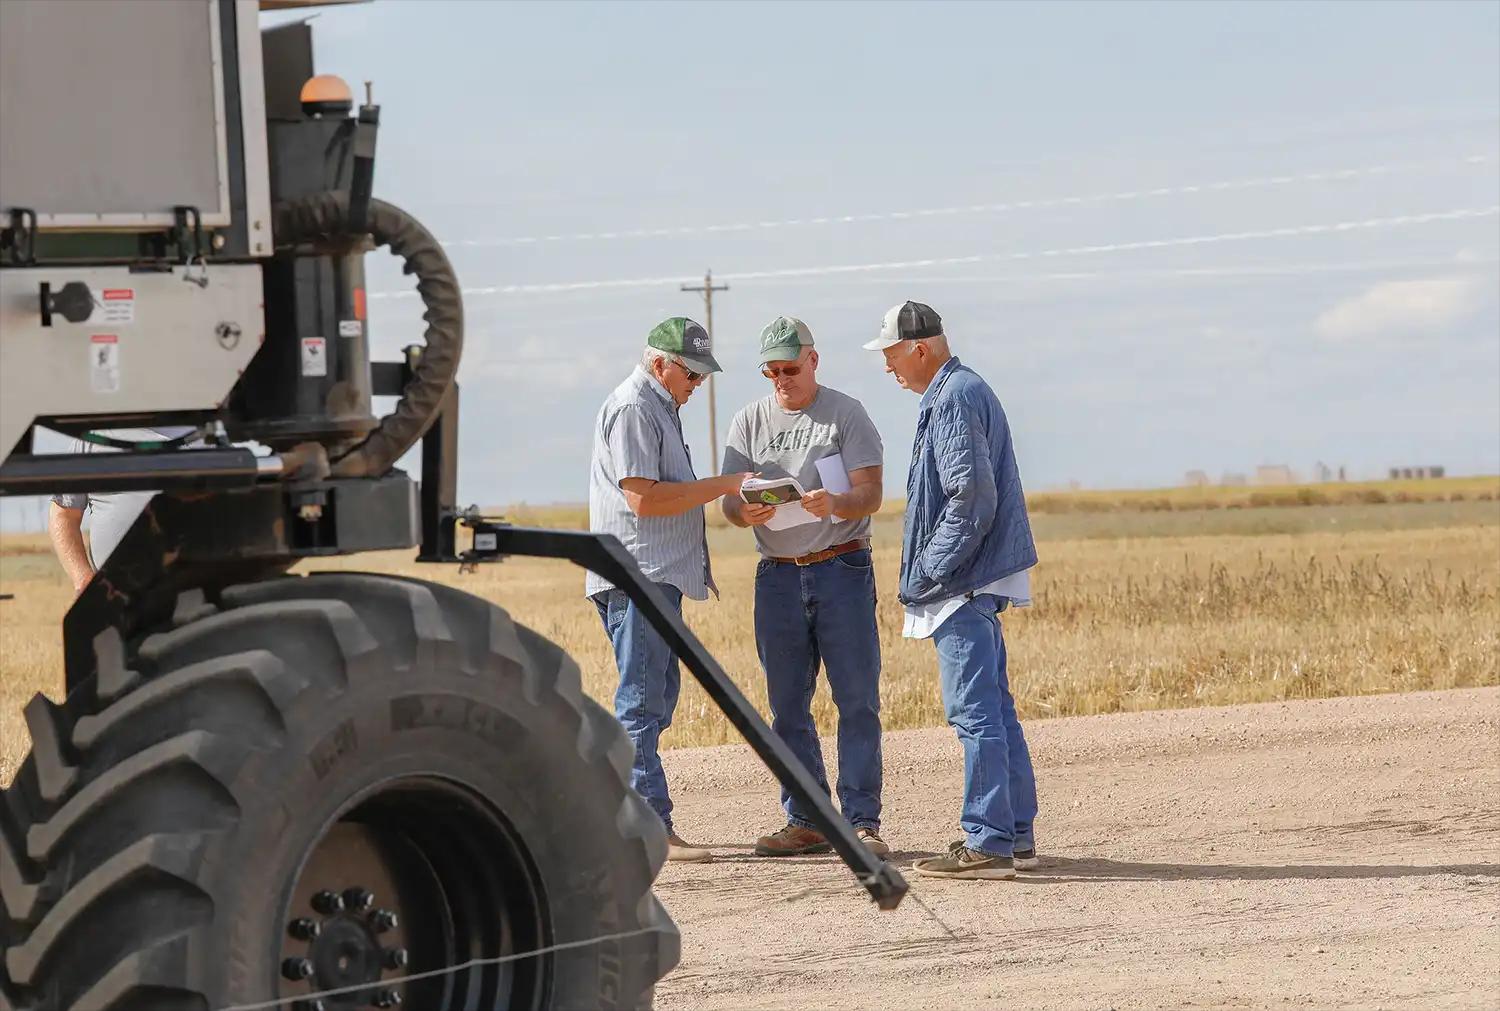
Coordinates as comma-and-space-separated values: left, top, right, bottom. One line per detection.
681, 268, 729, 468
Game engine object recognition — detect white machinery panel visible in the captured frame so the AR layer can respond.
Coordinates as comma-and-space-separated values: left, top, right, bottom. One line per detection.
0, 0, 229, 228
0, 265, 265, 454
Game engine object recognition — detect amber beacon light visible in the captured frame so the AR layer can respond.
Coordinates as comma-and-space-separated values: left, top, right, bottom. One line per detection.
300, 73, 354, 117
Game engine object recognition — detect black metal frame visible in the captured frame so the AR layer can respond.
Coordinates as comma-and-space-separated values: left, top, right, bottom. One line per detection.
0, 447, 264, 496
61, 473, 420, 692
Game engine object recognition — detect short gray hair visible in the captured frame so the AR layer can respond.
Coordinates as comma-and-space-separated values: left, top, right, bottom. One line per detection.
915, 333, 950, 355
643, 346, 680, 371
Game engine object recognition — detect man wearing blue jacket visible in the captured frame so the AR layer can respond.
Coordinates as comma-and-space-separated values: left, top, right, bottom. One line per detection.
865, 301, 1040, 880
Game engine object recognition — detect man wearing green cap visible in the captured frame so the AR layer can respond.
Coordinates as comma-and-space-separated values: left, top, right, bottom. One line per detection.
721, 316, 890, 858
589, 317, 753, 863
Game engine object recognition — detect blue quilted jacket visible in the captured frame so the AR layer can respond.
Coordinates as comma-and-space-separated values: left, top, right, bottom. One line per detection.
898, 356, 1037, 605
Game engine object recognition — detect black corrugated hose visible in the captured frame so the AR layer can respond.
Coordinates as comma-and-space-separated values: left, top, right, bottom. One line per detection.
272, 192, 463, 478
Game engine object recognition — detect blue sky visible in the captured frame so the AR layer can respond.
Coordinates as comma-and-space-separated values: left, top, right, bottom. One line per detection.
6, 0, 1498, 528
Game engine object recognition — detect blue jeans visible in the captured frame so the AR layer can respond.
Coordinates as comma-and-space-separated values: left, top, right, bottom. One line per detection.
932, 593, 1038, 857
754, 548, 883, 831
594, 583, 684, 832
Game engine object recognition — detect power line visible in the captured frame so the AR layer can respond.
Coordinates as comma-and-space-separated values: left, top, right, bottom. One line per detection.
370, 205, 1500, 301
439, 154, 1493, 249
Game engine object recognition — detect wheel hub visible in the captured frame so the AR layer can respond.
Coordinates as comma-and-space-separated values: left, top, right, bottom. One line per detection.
276, 779, 547, 1010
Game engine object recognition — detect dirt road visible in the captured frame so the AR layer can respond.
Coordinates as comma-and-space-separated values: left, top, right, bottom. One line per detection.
651, 688, 1500, 1009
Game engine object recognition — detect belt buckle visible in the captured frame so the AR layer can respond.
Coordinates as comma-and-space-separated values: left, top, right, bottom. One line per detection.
795, 547, 830, 567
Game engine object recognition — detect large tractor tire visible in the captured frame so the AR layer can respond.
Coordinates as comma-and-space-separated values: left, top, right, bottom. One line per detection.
1, 573, 677, 1011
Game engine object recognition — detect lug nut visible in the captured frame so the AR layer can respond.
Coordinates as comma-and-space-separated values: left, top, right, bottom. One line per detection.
373, 990, 402, 1008
288, 917, 321, 941
383, 946, 409, 970
370, 908, 399, 933
281, 956, 314, 981
343, 887, 374, 912
311, 890, 344, 915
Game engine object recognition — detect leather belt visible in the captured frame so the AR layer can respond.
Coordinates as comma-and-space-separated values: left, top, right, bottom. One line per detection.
768, 538, 869, 567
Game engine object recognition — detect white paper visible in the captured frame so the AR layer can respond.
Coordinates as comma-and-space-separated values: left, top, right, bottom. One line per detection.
764, 501, 818, 530
741, 476, 819, 530
815, 453, 852, 495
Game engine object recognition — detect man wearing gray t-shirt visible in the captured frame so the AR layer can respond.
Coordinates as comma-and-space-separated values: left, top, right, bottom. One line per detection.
721, 316, 890, 858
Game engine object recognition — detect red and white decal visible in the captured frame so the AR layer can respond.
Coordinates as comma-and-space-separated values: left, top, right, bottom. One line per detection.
90, 334, 120, 393
100, 288, 135, 324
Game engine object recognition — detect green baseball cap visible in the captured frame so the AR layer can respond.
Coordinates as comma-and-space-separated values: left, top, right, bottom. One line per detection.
758, 315, 815, 365
647, 316, 722, 374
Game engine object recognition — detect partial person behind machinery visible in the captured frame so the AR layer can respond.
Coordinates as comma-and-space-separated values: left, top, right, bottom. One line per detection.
48, 426, 196, 596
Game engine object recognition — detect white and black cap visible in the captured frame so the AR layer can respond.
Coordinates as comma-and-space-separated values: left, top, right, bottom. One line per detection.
863, 300, 944, 351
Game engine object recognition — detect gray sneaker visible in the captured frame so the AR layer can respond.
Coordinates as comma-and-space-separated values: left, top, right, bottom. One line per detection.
912, 841, 1016, 880
1013, 847, 1040, 871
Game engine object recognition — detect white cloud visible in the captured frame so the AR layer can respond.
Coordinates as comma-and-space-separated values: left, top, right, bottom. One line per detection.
1314, 275, 1485, 341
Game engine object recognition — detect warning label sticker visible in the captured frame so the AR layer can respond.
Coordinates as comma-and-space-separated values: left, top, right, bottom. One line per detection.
338, 319, 362, 338
100, 288, 135, 325
301, 336, 328, 377
90, 334, 120, 393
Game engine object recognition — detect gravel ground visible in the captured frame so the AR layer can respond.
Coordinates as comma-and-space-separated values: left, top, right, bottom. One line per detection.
651, 687, 1500, 1010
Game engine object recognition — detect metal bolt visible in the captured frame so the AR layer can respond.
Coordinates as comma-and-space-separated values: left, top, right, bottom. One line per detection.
370, 908, 399, 933
311, 889, 344, 914
212, 233, 227, 250
373, 990, 402, 1008
289, 917, 321, 941
383, 946, 409, 970
343, 887, 374, 912
281, 956, 314, 981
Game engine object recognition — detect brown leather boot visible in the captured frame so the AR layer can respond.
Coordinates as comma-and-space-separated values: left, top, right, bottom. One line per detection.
753, 824, 832, 856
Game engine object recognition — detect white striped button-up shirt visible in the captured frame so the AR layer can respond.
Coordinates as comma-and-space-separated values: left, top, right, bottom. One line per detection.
586, 367, 716, 600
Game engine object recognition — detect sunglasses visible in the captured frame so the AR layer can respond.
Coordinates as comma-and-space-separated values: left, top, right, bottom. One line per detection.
761, 364, 803, 380
673, 360, 707, 383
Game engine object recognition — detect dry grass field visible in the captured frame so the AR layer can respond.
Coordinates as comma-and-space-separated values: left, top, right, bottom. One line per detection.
2, 484, 1497, 785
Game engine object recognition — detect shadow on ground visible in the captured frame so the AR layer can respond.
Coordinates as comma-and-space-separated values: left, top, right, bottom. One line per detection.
1017, 855, 1500, 883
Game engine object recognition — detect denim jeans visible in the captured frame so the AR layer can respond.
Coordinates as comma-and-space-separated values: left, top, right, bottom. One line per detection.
594, 583, 685, 832
931, 593, 1038, 857
754, 548, 883, 831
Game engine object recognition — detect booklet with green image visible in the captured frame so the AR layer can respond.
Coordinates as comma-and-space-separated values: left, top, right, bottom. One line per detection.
740, 476, 805, 506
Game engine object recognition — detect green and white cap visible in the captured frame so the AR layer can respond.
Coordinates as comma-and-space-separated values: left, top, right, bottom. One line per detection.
647, 316, 721, 374
758, 315, 814, 365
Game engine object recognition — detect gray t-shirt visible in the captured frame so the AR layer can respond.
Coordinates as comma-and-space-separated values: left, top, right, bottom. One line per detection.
722, 386, 883, 558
